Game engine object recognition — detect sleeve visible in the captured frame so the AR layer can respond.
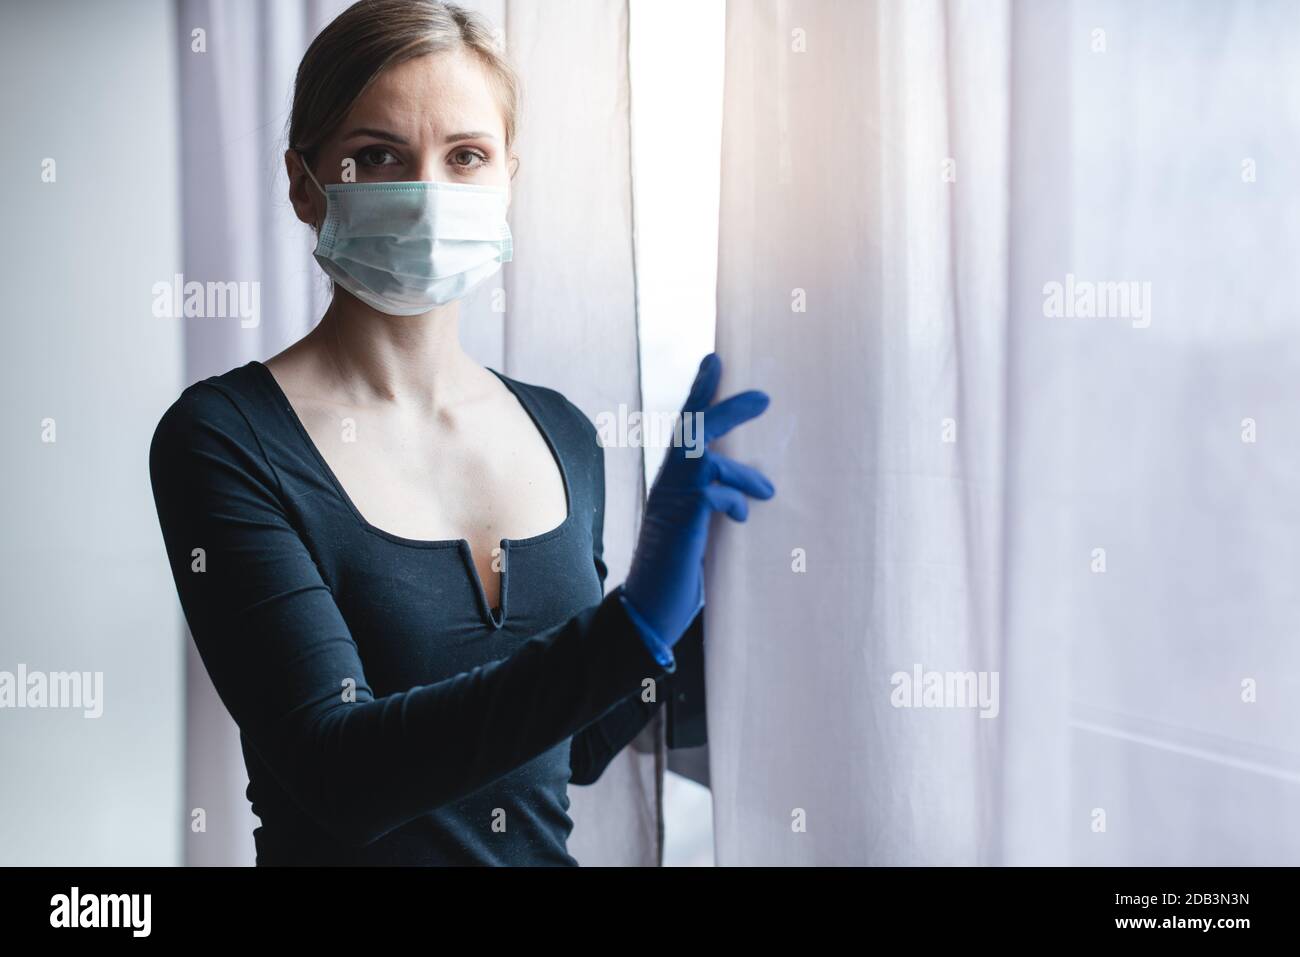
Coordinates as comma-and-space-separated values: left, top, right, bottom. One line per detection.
567, 425, 672, 786
148, 382, 674, 848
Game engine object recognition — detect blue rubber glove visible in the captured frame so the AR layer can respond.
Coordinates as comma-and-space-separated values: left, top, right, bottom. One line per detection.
619, 352, 775, 669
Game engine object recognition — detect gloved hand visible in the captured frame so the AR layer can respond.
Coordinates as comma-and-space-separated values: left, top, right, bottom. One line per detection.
619, 352, 775, 669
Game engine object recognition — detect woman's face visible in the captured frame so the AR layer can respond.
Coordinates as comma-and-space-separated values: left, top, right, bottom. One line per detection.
290, 48, 513, 228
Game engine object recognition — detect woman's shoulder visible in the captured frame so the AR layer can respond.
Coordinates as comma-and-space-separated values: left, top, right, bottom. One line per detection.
150, 361, 280, 465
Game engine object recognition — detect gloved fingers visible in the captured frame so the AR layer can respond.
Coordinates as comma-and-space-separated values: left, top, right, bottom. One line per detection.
702, 390, 770, 443
703, 483, 750, 522
681, 352, 723, 414
710, 453, 775, 499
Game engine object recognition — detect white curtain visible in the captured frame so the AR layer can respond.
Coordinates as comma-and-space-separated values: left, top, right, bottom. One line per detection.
709, 0, 1300, 865
710, 0, 1008, 865
1004, 0, 1300, 865
176, 0, 657, 866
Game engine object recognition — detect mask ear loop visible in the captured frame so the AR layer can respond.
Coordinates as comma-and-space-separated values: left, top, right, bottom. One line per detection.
297, 151, 328, 233
297, 151, 336, 301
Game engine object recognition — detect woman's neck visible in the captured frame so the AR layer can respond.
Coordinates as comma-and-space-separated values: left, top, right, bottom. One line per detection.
303, 292, 488, 412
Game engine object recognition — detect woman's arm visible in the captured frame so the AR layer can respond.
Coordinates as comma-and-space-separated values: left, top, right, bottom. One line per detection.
567, 427, 699, 785
149, 381, 673, 849
567, 517, 666, 785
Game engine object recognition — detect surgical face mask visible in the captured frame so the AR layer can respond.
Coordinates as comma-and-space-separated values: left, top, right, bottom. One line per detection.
299, 154, 513, 316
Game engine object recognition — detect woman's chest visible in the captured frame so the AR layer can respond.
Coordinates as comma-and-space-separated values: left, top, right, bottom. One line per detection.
286, 486, 602, 696
305, 399, 570, 568
324, 441, 567, 613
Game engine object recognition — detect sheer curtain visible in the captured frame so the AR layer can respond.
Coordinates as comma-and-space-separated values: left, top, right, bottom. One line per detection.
175, 0, 657, 866
710, 0, 1009, 865
1006, 0, 1300, 865
709, 0, 1300, 865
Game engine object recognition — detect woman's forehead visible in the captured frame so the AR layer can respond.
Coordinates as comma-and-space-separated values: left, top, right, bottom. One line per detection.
344, 51, 504, 138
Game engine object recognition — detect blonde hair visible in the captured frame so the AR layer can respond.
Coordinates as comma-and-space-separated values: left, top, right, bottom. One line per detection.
288, 0, 519, 173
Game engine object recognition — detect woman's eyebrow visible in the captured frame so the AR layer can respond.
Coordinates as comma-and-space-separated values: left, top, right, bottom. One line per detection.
342, 127, 410, 144
339, 128, 497, 145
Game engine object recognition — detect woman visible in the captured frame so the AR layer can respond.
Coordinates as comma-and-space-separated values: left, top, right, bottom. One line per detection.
149, 0, 773, 866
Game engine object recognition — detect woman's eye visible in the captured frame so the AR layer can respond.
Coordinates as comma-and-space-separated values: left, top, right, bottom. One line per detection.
357, 146, 399, 167
451, 148, 488, 172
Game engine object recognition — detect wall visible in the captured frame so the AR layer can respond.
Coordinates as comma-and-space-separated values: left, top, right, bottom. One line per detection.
0, 0, 184, 865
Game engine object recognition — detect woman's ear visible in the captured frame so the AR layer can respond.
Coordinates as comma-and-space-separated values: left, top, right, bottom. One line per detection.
285, 148, 320, 229
505, 154, 518, 212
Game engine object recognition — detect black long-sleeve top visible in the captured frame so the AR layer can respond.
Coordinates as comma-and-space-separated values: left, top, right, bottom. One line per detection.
148, 360, 681, 865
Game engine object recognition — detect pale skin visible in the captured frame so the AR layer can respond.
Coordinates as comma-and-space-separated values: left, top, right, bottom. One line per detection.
271, 49, 562, 612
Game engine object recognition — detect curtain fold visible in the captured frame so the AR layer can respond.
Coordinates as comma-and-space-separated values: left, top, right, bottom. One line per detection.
709, 0, 1011, 864
711, 0, 1300, 866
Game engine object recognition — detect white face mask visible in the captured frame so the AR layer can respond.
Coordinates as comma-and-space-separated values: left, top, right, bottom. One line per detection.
300, 154, 513, 315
